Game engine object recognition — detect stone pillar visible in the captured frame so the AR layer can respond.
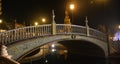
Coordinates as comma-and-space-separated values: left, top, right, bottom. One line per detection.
85, 16, 89, 36
51, 10, 56, 35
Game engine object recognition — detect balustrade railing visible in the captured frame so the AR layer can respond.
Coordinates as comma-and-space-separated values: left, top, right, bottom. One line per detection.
0, 24, 107, 45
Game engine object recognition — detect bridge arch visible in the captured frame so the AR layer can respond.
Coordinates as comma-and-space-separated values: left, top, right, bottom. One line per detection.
21, 40, 107, 63
7, 34, 108, 62
59, 40, 106, 57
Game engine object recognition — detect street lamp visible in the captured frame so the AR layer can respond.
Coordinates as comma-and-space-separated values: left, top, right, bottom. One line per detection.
69, 4, 75, 10
0, 19, 2, 23
69, 3, 75, 24
34, 22, 38, 26
118, 25, 120, 29
42, 18, 46, 23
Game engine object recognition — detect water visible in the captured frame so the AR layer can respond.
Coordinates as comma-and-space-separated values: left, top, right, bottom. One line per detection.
22, 54, 120, 64
22, 58, 120, 64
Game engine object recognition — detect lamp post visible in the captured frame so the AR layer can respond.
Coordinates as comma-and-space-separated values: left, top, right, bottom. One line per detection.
69, 3, 75, 24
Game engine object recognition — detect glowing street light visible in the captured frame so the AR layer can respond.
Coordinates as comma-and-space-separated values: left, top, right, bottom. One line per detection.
0, 19, 2, 23
69, 4, 75, 10
42, 18, 46, 23
118, 25, 120, 29
69, 3, 75, 24
34, 22, 38, 26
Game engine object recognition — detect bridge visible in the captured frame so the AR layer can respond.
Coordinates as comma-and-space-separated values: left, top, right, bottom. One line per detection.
0, 10, 115, 64
0, 22, 110, 63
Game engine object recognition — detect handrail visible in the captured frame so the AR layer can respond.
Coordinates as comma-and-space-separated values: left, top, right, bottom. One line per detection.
0, 24, 107, 45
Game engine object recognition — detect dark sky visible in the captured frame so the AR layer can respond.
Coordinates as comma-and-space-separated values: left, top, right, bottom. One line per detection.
2, 0, 120, 28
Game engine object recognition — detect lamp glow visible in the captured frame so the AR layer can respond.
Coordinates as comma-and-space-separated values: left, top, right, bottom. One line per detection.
51, 49, 56, 52
34, 22, 38, 26
42, 18, 46, 23
51, 44, 55, 48
118, 25, 120, 29
70, 4, 75, 10
0, 19, 2, 23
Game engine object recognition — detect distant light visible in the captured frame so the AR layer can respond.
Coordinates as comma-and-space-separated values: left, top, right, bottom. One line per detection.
69, 4, 75, 10
51, 49, 56, 52
45, 60, 48, 63
64, 50, 68, 53
0, 29, 6, 32
90, 1, 94, 4
34, 22, 38, 26
113, 31, 120, 41
0, 19, 2, 23
51, 44, 55, 48
118, 25, 120, 29
42, 18, 46, 23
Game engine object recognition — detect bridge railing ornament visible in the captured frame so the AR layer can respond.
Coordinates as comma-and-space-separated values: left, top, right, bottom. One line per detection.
0, 24, 107, 45
56, 24, 86, 35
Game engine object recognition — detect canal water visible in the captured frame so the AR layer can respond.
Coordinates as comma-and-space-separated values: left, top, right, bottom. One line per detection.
22, 54, 120, 64
22, 40, 120, 64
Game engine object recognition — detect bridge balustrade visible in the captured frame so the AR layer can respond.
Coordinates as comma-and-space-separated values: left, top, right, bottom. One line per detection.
0, 24, 107, 45
89, 28, 107, 41
56, 24, 86, 35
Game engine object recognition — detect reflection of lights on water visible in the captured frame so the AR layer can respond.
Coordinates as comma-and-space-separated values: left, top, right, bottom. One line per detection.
45, 60, 48, 63
64, 50, 68, 53
113, 31, 120, 41
51, 44, 55, 48
51, 49, 56, 52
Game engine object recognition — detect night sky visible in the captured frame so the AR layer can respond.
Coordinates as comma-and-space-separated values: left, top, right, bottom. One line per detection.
2, 0, 120, 28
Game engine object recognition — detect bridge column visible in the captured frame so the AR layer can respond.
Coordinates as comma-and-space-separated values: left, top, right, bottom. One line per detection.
51, 10, 56, 35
